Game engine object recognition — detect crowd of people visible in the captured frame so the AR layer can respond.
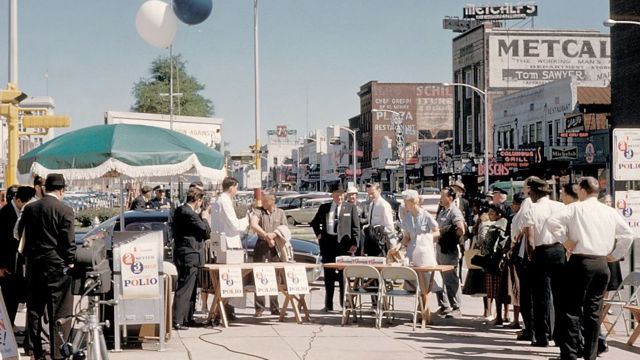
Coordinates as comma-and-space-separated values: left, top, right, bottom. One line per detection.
0, 173, 634, 360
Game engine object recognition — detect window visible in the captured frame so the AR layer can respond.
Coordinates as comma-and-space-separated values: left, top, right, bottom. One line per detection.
509, 129, 514, 148
547, 122, 553, 146
536, 122, 543, 142
466, 115, 473, 144
522, 126, 528, 144
497, 131, 502, 147
465, 70, 473, 99
503, 110, 508, 118
529, 124, 535, 144
530, 103, 535, 112
555, 120, 561, 146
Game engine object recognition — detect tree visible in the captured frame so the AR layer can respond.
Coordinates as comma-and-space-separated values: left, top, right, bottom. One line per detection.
131, 54, 214, 117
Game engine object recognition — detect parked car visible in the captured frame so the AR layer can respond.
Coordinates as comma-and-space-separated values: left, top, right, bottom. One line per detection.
242, 234, 322, 282
285, 197, 332, 225
419, 194, 441, 216
277, 193, 330, 210
490, 180, 525, 204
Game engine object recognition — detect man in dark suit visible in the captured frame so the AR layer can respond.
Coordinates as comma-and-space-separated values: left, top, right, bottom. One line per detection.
150, 185, 172, 209
310, 184, 360, 312
129, 185, 153, 211
172, 186, 211, 330
0, 186, 35, 327
20, 174, 76, 360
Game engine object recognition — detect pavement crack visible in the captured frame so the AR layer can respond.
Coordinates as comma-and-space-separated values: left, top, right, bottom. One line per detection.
301, 325, 324, 360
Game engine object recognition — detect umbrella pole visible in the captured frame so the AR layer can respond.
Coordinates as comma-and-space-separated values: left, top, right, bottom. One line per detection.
120, 177, 125, 231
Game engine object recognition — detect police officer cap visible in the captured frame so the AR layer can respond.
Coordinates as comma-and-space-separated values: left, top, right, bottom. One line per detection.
153, 185, 165, 192
45, 173, 66, 188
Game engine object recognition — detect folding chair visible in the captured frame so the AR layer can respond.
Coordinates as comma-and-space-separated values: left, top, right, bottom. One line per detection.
378, 266, 421, 331
603, 271, 640, 337
342, 265, 382, 328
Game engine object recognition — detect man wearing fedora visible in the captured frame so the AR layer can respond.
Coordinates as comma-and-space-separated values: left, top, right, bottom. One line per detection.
310, 184, 360, 312
130, 185, 153, 211
19, 174, 75, 360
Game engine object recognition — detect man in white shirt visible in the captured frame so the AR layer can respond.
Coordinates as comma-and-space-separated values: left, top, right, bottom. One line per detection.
361, 182, 395, 256
211, 177, 246, 320
521, 177, 566, 348
546, 177, 634, 360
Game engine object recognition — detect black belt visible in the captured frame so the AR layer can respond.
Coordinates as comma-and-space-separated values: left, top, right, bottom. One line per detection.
570, 254, 607, 260
535, 243, 563, 250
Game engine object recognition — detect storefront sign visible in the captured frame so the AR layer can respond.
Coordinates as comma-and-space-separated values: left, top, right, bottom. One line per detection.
478, 163, 510, 176
565, 113, 584, 131
496, 147, 542, 169
120, 235, 160, 299
560, 132, 590, 138
253, 266, 279, 296
219, 267, 244, 298
463, 4, 538, 20
613, 129, 640, 181
284, 265, 310, 295
550, 146, 578, 160
585, 143, 595, 164
615, 191, 640, 237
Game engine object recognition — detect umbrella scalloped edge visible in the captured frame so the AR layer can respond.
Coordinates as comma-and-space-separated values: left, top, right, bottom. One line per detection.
19, 153, 226, 182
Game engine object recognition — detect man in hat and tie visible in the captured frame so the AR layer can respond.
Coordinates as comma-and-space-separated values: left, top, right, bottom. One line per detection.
310, 184, 360, 312
19, 173, 76, 360
150, 185, 172, 209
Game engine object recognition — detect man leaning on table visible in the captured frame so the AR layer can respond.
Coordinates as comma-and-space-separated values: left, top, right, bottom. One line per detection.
310, 183, 360, 312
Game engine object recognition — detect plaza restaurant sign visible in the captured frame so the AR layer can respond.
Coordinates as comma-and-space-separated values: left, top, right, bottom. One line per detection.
488, 30, 610, 88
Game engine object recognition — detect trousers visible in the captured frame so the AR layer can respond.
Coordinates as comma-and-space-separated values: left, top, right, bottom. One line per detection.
172, 265, 198, 325
532, 243, 566, 345
560, 255, 609, 360
436, 248, 462, 310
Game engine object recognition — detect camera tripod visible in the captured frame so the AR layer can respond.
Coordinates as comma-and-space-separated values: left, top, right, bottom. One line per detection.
57, 280, 117, 360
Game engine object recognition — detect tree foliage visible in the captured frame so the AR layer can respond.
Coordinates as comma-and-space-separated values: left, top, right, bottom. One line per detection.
131, 54, 214, 117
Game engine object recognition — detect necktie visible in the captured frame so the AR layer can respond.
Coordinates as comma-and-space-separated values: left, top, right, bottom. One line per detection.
334, 205, 340, 234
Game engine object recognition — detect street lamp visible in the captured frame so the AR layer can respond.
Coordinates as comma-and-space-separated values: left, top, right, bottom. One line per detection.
253, 0, 262, 205
371, 109, 407, 191
442, 82, 490, 192
603, 18, 640, 27
329, 126, 358, 187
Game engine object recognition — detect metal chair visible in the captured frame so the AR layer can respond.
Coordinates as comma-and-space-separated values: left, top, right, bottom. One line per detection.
341, 265, 382, 328
603, 271, 640, 337
378, 266, 421, 331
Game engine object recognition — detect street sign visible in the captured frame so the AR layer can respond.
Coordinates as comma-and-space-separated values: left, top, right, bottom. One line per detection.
550, 146, 578, 160
246, 169, 261, 189
613, 129, 640, 181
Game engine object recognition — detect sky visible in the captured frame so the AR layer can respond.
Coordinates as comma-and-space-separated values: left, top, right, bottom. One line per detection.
0, 0, 610, 154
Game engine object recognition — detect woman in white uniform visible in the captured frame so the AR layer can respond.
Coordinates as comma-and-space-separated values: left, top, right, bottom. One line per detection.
400, 190, 442, 291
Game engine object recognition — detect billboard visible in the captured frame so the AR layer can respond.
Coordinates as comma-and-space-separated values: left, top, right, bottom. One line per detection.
371, 83, 453, 167
105, 111, 223, 151
488, 31, 610, 88
464, 4, 538, 20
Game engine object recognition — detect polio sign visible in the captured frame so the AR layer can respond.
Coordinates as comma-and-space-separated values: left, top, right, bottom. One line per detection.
120, 236, 161, 299
613, 129, 640, 181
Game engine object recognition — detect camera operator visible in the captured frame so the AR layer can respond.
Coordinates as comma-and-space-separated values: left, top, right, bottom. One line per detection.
172, 186, 211, 330
19, 174, 75, 360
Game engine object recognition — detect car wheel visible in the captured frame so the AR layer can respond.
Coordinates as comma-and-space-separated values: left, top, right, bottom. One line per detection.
287, 216, 297, 226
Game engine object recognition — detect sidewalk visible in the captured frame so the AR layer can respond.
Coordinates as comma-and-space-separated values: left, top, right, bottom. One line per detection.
101, 289, 640, 360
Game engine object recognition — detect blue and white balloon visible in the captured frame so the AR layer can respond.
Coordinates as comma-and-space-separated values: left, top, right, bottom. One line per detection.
172, 0, 213, 26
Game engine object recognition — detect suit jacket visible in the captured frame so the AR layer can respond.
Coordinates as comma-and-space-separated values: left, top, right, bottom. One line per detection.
129, 195, 149, 211
20, 195, 76, 270
310, 201, 360, 262
172, 203, 211, 267
0, 202, 19, 272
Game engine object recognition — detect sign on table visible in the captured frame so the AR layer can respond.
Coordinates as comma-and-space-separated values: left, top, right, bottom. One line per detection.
0, 288, 19, 360
253, 266, 279, 296
283, 265, 310, 295
219, 267, 244, 298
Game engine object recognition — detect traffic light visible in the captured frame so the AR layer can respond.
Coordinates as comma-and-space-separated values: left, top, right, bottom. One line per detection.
0, 83, 71, 185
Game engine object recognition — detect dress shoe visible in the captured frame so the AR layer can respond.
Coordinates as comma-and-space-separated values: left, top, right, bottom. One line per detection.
445, 308, 462, 319
321, 307, 333, 313
531, 341, 549, 347
436, 306, 452, 316
173, 324, 189, 331
517, 332, 533, 341
504, 322, 521, 329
